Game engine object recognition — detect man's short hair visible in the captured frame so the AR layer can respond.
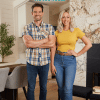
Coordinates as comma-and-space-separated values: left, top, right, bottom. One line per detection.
31, 3, 43, 12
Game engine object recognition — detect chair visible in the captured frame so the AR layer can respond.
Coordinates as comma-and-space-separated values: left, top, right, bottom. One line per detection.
5, 66, 28, 100
0, 67, 10, 100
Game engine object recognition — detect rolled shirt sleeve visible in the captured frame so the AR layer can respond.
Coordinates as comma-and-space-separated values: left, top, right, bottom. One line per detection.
22, 25, 29, 37
49, 25, 55, 35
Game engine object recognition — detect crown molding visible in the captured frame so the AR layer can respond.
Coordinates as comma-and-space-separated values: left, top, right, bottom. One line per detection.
13, 0, 29, 8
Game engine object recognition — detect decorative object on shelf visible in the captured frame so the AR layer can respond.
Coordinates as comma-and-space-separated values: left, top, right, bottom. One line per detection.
93, 86, 100, 94
0, 23, 16, 63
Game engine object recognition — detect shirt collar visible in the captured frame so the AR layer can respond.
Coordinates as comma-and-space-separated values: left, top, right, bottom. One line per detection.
32, 20, 44, 27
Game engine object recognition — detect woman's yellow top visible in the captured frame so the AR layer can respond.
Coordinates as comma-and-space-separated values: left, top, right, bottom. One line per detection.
55, 28, 85, 52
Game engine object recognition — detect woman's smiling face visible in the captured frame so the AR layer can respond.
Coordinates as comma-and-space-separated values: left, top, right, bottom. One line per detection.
61, 12, 71, 26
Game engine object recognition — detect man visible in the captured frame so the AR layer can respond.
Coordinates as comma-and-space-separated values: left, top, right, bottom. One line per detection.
22, 3, 55, 100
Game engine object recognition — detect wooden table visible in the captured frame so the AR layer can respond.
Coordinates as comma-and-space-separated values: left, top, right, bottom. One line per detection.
0, 63, 26, 72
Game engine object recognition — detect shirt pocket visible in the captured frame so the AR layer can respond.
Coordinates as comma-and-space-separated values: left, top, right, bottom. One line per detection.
40, 30, 49, 39
29, 29, 38, 40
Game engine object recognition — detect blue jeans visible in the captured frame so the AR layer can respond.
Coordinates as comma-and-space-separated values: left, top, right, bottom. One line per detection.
27, 62, 49, 100
54, 54, 76, 100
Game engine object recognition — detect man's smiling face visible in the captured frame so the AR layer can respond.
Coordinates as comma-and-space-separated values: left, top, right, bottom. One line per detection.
32, 7, 44, 21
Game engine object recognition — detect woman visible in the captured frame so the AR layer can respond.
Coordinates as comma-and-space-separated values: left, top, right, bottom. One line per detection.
51, 10, 92, 100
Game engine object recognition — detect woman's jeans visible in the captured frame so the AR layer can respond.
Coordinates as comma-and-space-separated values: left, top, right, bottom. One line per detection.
27, 62, 49, 100
54, 54, 76, 100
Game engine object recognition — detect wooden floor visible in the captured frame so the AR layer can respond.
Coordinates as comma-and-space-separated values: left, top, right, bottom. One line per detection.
18, 79, 85, 100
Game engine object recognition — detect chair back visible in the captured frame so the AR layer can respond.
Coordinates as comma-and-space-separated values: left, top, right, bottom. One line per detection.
0, 67, 9, 92
5, 66, 28, 89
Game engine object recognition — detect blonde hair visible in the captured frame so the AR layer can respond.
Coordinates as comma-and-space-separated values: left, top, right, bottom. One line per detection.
57, 9, 74, 33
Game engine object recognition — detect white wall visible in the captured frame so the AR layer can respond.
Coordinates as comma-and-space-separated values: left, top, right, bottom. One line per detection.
13, 0, 29, 7
26, 2, 33, 24
0, 7, 2, 62
1, 0, 14, 35
0, 0, 17, 62
0, 7, 1, 24
18, 4, 26, 37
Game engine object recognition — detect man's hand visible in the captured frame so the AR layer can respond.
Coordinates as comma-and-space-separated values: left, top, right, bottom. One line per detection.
23, 35, 33, 41
39, 35, 56, 48
23, 35, 33, 48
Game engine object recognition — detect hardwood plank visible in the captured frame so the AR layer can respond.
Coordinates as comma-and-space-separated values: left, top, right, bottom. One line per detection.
18, 79, 86, 100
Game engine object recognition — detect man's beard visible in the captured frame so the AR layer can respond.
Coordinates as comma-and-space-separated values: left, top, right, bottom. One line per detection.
34, 15, 42, 21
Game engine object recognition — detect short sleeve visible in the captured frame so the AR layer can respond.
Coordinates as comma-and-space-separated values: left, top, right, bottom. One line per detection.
76, 28, 85, 39
22, 25, 29, 37
49, 25, 55, 35
55, 30, 59, 37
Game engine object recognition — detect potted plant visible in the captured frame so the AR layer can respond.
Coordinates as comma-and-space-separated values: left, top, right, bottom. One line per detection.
0, 23, 16, 63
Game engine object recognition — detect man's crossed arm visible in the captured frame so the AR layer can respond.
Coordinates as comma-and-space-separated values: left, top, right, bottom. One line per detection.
23, 35, 56, 48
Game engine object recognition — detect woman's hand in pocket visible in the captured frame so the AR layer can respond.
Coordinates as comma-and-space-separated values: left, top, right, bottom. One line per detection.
51, 65, 57, 76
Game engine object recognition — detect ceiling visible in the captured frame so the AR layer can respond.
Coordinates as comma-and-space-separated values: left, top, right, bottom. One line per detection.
29, 0, 69, 7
